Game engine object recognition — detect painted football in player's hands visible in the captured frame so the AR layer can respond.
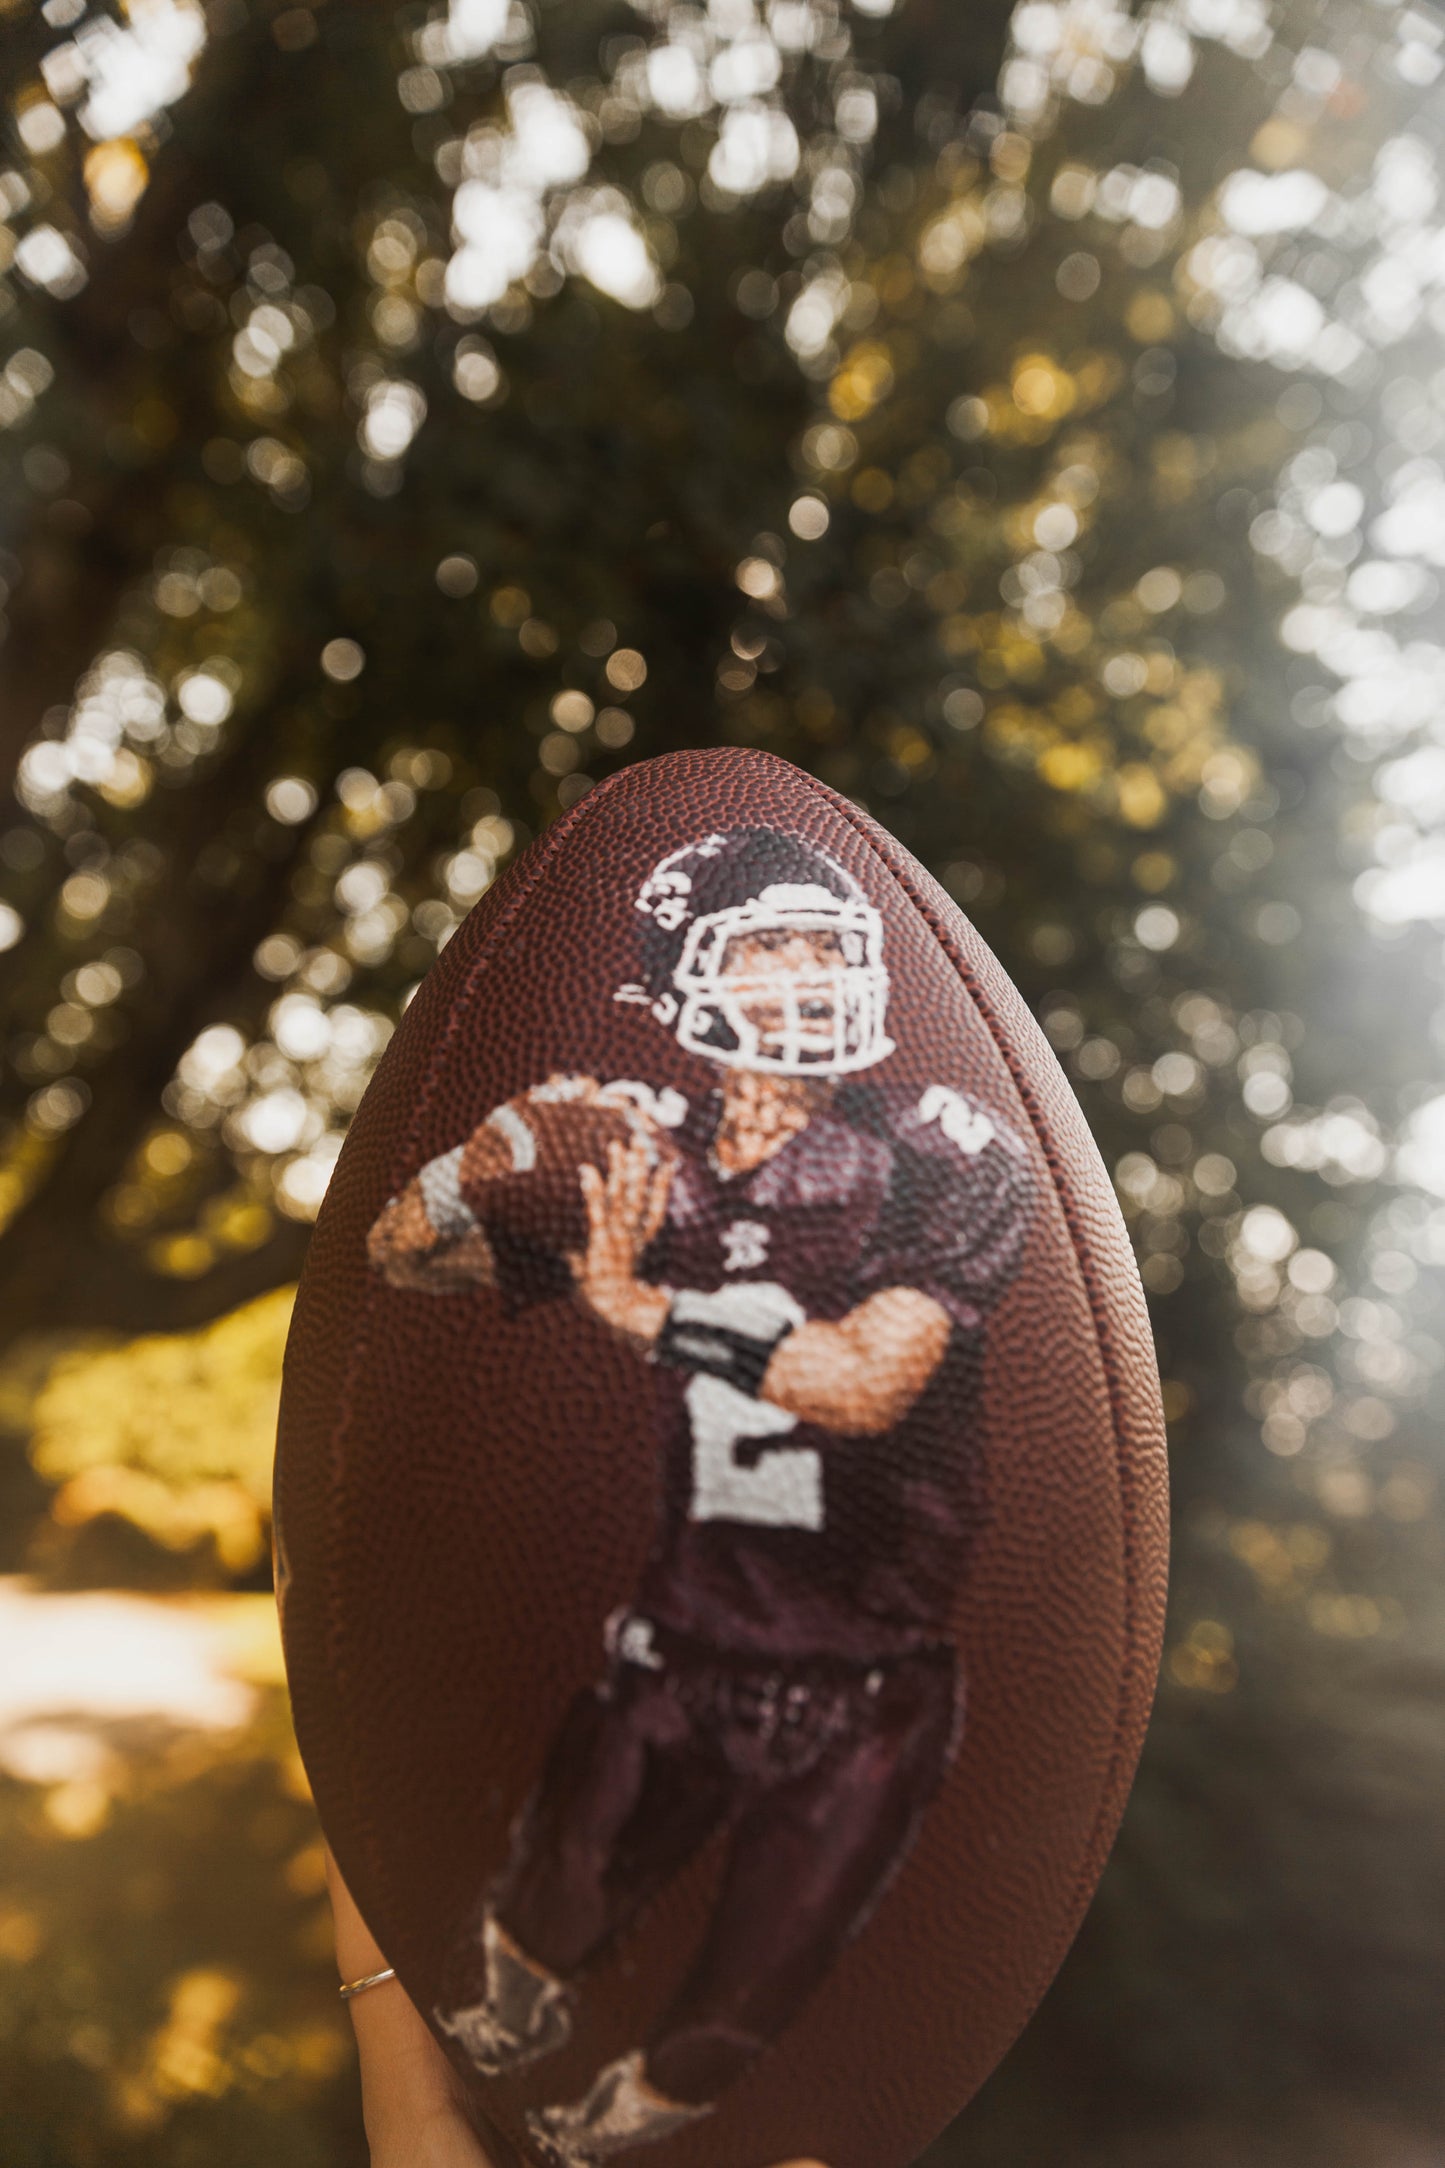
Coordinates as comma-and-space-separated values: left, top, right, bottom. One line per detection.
368, 1079, 683, 1293
276, 747, 1168, 2168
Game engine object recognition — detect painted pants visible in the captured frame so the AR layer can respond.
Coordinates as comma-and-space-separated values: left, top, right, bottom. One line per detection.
493, 1621, 960, 2105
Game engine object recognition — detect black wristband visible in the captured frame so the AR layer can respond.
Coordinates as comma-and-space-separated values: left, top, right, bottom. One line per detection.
655, 1297, 796, 1397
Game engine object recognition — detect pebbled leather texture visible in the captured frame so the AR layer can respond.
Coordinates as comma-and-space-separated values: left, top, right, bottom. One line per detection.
274, 746, 1169, 2168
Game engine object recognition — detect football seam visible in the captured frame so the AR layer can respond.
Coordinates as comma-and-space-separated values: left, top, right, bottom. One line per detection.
818, 785, 1148, 1940
319, 769, 634, 1980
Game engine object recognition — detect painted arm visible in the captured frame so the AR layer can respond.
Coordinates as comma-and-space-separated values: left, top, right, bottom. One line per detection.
759, 1286, 951, 1436
570, 1137, 952, 1436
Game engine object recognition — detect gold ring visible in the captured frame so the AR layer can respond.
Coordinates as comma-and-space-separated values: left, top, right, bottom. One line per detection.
339, 1965, 397, 2000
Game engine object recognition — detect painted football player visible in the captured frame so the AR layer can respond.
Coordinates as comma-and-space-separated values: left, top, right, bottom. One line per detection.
368, 829, 1034, 2166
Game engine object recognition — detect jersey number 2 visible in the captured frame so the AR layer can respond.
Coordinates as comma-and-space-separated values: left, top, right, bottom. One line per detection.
685, 1375, 823, 1532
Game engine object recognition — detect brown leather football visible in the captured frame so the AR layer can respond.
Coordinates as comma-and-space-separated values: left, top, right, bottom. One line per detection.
275, 746, 1168, 2168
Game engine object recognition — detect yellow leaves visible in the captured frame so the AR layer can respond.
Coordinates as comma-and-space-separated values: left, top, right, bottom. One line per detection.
131, 398, 179, 451
1001, 627, 1045, 684
1115, 762, 1168, 829
1250, 116, 1311, 170
50, 1466, 267, 1575
1169, 1618, 1237, 1693
284, 1839, 329, 1895
1307, 1592, 1400, 1638
1159, 1377, 1193, 1423
795, 687, 838, 739
29, 1287, 294, 1575
209, 1196, 272, 1251
45, 1779, 111, 1839
971, 617, 1047, 688
144, 1131, 194, 1177
1136, 565, 1183, 614
1040, 742, 1104, 793
990, 131, 1031, 184
0, 1905, 42, 1964
489, 583, 531, 627
1200, 744, 1259, 815
1010, 644, 1240, 830
850, 465, 894, 512
113, 1958, 346, 2129
1230, 1517, 1330, 1593
900, 442, 951, 504
986, 701, 1058, 768
973, 352, 1121, 448
1053, 683, 1099, 730
0, 1127, 57, 1239
924, 568, 967, 614
58, 870, 110, 924
917, 199, 986, 287
289, 2022, 349, 2079
829, 340, 896, 422
148, 1232, 213, 1279
886, 723, 933, 771
1072, 353, 1125, 408
84, 139, 149, 235
1132, 849, 1177, 893
1125, 291, 1176, 343
1178, 664, 1224, 719
1222, 1518, 1401, 1640
145, 1968, 242, 2109
873, 254, 916, 307
1011, 353, 1074, 419
195, 1591, 288, 1686
937, 612, 978, 658
1049, 606, 1093, 656
95, 748, 152, 808
1152, 431, 1203, 503
152, 1191, 274, 1278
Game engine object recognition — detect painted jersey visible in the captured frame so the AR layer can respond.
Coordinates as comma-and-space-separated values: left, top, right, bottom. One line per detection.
620, 1081, 1033, 1663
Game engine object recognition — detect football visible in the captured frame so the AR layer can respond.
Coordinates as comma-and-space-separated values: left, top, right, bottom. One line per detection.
367, 1079, 683, 1295
275, 746, 1169, 2168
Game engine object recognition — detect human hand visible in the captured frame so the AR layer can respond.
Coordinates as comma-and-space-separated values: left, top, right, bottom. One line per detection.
568, 1136, 673, 1347
327, 1849, 829, 2168
329, 1847, 495, 2166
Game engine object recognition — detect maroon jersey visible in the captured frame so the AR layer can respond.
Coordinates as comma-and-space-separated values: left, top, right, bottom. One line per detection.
627, 1081, 1033, 1663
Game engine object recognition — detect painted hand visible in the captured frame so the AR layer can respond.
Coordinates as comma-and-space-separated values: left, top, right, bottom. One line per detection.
568, 1135, 673, 1348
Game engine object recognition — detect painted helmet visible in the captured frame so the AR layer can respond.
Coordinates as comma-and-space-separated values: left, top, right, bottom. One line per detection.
620, 828, 893, 1076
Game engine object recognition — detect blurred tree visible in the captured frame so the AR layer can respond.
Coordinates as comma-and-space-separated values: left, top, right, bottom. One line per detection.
0, 0, 1019, 1344
2, 0, 1445, 2163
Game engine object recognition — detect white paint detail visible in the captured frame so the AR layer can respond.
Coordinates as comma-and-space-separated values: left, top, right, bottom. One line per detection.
917, 1085, 996, 1156
486, 1103, 538, 1171
720, 1218, 771, 1272
613, 1615, 665, 1670
671, 1280, 802, 1343
418, 1143, 479, 1235
686, 1375, 822, 1530
597, 1079, 690, 1130
672, 1281, 820, 1531
527, 1075, 589, 1103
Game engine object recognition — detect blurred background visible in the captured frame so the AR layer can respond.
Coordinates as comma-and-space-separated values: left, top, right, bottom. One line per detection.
2, 0, 1444, 2162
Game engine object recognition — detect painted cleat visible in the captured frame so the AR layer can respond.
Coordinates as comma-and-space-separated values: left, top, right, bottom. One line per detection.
526, 2051, 712, 2166
434, 1912, 574, 2077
